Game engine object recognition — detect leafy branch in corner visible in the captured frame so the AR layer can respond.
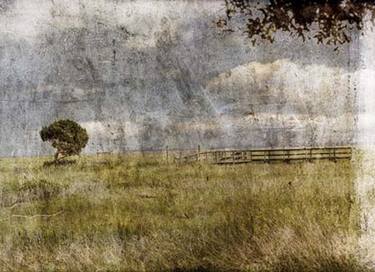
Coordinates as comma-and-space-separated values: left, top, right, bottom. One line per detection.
217, 0, 375, 45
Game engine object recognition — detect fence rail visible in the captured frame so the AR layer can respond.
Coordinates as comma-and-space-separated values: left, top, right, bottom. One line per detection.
179, 146, 352, 165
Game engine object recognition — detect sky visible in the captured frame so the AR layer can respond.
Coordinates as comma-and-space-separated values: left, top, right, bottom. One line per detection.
0, 0, 363, 156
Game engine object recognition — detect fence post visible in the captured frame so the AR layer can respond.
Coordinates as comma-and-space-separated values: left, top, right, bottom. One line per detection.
166, 145, 169, 163
268, 150, 271, 163
197, 145, 201, 162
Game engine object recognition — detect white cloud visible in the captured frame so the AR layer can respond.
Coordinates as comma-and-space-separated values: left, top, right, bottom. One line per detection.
0, 0, 52, 40
203, 58, 357, 148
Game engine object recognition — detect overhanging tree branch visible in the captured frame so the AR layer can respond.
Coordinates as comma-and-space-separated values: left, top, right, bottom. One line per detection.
218, 0, 375, 45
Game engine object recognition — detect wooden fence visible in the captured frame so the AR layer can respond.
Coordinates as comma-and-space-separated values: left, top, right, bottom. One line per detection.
179, 146, 353, 165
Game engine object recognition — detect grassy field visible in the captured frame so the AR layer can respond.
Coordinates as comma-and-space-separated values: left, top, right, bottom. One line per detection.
0, 154, 368, 271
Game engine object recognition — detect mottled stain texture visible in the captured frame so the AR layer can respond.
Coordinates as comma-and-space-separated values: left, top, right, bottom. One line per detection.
0, 0, 359, 156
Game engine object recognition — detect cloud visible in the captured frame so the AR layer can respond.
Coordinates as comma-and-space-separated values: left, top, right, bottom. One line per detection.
205, 59, 356, 118
0, 0, 52, 40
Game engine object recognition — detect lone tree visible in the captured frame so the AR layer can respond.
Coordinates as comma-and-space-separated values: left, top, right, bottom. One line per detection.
218, 0, 375, 46
40, 119, 89, 162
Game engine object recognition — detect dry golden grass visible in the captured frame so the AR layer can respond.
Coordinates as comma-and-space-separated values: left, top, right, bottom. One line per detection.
0, 154, 368, 271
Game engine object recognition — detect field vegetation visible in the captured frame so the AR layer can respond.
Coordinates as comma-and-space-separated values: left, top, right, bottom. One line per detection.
0, 154, 368, 272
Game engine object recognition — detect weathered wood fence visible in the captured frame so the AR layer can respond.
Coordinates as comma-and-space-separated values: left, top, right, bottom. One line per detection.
179, 146, 352, 165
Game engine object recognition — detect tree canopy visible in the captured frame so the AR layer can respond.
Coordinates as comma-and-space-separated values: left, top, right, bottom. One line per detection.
40, 119, 89, 161
218, 0, 375, 45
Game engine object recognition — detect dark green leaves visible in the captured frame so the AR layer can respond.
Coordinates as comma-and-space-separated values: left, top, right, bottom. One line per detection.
40, 119, 89, 159
219, 0, 375, 45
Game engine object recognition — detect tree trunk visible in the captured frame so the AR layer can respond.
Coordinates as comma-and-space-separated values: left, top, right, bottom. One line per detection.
54, 152, 60, 162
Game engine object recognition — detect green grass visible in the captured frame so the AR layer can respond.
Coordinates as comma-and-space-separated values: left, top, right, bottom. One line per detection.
0, 154, 368, 271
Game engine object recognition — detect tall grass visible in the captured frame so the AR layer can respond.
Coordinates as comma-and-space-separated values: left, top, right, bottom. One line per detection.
0, 154, 367, 271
